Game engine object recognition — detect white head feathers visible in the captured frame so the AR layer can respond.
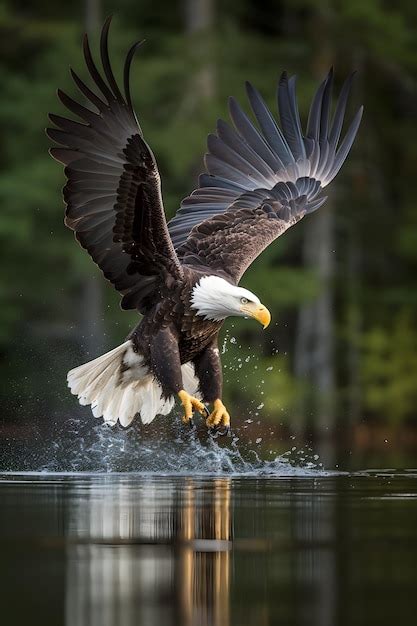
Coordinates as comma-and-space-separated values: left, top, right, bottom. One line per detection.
191, 275, 260, 322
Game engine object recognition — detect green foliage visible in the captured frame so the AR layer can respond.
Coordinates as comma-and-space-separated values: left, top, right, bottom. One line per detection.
361, 312, 417, 424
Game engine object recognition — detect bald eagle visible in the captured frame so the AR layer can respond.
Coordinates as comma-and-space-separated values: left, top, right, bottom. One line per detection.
47, 18, 362, 433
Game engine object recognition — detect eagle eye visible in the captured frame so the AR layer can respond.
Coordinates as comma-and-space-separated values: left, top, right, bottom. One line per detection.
240, 297, 249, 304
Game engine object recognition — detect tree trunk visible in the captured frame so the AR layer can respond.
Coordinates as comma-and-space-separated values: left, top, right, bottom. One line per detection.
346, 228, 362, 421
294, 16, 336, 450
294, 206, 336, 440
85, 0, 100, 35
183, 0, 215, 106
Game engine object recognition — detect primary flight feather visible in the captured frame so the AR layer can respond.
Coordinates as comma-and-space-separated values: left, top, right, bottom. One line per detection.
47, 17, 363, 432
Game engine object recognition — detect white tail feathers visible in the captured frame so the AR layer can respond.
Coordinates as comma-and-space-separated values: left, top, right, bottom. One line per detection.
67, 340, 200, 427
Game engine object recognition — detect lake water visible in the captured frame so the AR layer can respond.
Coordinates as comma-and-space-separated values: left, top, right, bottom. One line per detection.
1, 471, 417, 626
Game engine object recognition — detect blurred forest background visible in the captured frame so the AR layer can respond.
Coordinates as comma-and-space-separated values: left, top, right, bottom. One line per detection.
0, 0, 416, 469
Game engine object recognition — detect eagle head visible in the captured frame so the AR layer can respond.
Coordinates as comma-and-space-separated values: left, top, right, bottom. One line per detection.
190, 275, 271, 328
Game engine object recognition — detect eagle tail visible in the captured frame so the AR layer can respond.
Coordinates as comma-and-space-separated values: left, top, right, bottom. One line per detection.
67, 340, 197, 427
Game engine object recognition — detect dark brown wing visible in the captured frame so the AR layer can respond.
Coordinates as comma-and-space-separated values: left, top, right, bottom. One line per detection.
169, 69, 363, 283
47, 17, 182, 312
177, 190, 307, 282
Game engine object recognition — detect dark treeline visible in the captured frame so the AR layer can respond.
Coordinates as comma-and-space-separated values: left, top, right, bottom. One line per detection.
1, 0, 416, 457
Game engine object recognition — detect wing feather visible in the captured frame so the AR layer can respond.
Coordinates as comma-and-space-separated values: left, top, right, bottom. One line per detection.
228, 97, 284, 171
277, 73, 306, 161
246, 81, 294, 165
169, 68, 363, 281
48, 17, 181, 312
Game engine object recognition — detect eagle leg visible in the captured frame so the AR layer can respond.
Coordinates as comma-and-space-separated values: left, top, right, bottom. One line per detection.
178, 389, 207, 425
206, 399, 231, 431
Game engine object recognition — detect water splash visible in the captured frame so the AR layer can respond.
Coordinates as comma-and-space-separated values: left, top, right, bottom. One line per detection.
1, 332, 324, 476
1, 416, 327, 476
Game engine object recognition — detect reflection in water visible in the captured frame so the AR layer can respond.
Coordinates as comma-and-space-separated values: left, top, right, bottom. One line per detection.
2, 473, 417, 626
65, 479, 231, 626
293, 484, 336, 626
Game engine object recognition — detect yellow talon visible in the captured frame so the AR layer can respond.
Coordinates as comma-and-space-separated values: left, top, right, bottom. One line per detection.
178, 389, 206, 424
206, 399, 231, 428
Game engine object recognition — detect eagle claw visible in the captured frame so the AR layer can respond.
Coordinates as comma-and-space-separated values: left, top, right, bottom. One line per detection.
178, 390, 207, 425
209, 425, 232, 438
206, 399, 231, 432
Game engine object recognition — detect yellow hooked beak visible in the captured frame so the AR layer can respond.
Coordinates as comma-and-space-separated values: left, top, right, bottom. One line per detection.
240, 302, 271, 329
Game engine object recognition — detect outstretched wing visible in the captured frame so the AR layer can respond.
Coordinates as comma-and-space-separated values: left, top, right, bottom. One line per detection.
169, 69, 363, 283
47, 18, 182, 312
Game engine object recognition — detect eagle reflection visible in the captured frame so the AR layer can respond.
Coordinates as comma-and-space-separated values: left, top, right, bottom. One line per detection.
65, 478, 231, 626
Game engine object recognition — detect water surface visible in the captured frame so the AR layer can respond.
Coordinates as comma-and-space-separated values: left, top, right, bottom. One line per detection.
1, 471, 417, 626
